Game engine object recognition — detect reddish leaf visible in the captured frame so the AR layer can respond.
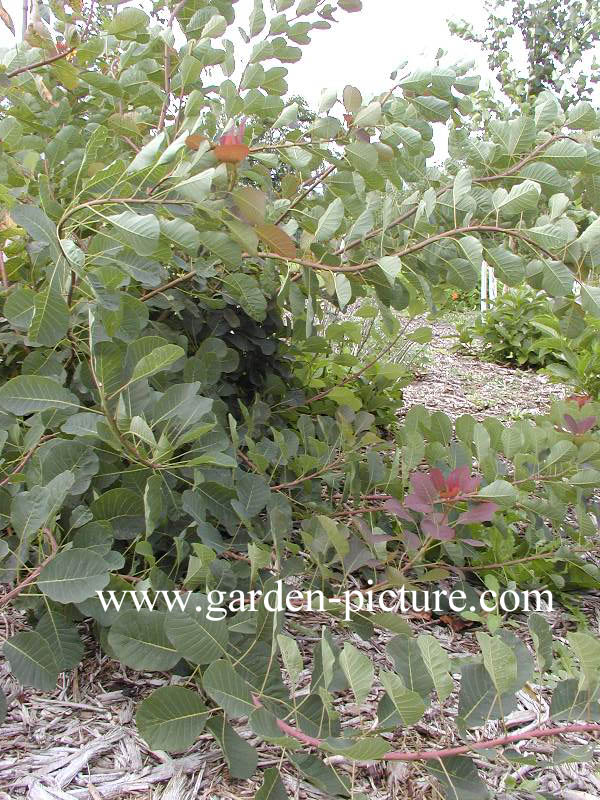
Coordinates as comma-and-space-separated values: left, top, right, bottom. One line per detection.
383, 498, 413, 521
255, 224, 297, 259
403, 531, 421, 550
405, 494, 434, 514
456, 502, 498, 524
430, 468, 446, 492
563, 414, 597, 435
421, 518, 455, 541
439, 614, 473, 632
213, 143, 250, 164
185, 134, 208, 151
410, 472, 438, 504
567, 394, 592, 408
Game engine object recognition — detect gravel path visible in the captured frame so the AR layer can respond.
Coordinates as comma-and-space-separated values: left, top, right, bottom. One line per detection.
402, 317, 567, 421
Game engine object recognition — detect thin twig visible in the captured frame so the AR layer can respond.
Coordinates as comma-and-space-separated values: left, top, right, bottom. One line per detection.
7, 0, 95, 79
0, 434, 55, 487
0, 528, 57, 607
157, 0, 187, 132
275, 163, 337, 225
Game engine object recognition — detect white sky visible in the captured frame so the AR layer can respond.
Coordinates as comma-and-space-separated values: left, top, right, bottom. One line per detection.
1, 0, 497, 105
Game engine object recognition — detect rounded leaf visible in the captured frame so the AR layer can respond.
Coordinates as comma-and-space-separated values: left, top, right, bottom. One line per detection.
136, 686, 209, 752
38, 549, 110, 603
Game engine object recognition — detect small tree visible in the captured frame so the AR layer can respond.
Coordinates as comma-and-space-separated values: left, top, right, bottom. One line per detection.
450, 0, 600, 105
1, 2, 600, 797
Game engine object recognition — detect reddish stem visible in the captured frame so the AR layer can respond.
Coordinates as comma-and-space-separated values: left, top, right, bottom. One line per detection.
252, 697, 600, 762
0, 528, 57, 607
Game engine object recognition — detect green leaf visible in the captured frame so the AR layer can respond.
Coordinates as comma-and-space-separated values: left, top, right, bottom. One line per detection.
484, 246, 525, 287
249, 0, 266, 37
232, 186, 266, 225
206, 715, 258, 778
11, 471, 74, 545
11, 203, 61, 261
353, 101, 381, 127
457, 663, 516, 727
496, 180, 540, 217
541, 260, 574, 297
4, 631, 59, 691
136, 686, 209, 752
234, 472, 271, 518
540, 140, 587, 171
334, 274, 352, 310
345, 142, 378, 173
36, 608, 84, 670
343, 85, 362, 113
0, 375, 79, 415
315, 197, 344, 242
144, 473, 163, 537
107, 7, 149, 36
477, 479, 517, 505
130, 344, 184, 384
339, 642, 374, 706
202, 659, 254, 718
165, 594, 229, 664
159, 219, 200, 254
580, 284, 600, 317
379, 670, 426, 724
549, 679, 600, 721
528, 613, 553, 673
386, 634, 434, 697
411, 95, 451, 122
453, 167, 472, 207
38, 549, 110, 603
90, 488, 145, 539
417, 634, 453, 701
4, 287, 36, 330
378, 255, 402, 285
569, 631, 600, 689
567, 101, 598, 130
476, 632, 517, 696
427, 756, 490, 800
107, 211, 160, 256
255, 767, 289, 800
108, 610, 179, 671
277, 634, 303, 688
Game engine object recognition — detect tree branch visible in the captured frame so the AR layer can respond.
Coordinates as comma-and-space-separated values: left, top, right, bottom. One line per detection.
157, 0, 187, 132
7, 0, 95, 79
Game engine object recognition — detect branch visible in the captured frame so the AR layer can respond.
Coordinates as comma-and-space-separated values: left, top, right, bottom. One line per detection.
337, 133, 573, 258
299, 318, 412, 406
157, 0, 187, 132
272, 453, 345, 490
0, 433, 55, 487
7, 0, 95, 79
56, 196, 195, 262
275, 163, 337, 225
252, 697, 600, 762
6, 45, 78, 78
0, 528, 57, 607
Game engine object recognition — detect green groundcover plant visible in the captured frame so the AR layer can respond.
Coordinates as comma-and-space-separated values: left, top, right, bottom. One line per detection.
1, 1, 600, 797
